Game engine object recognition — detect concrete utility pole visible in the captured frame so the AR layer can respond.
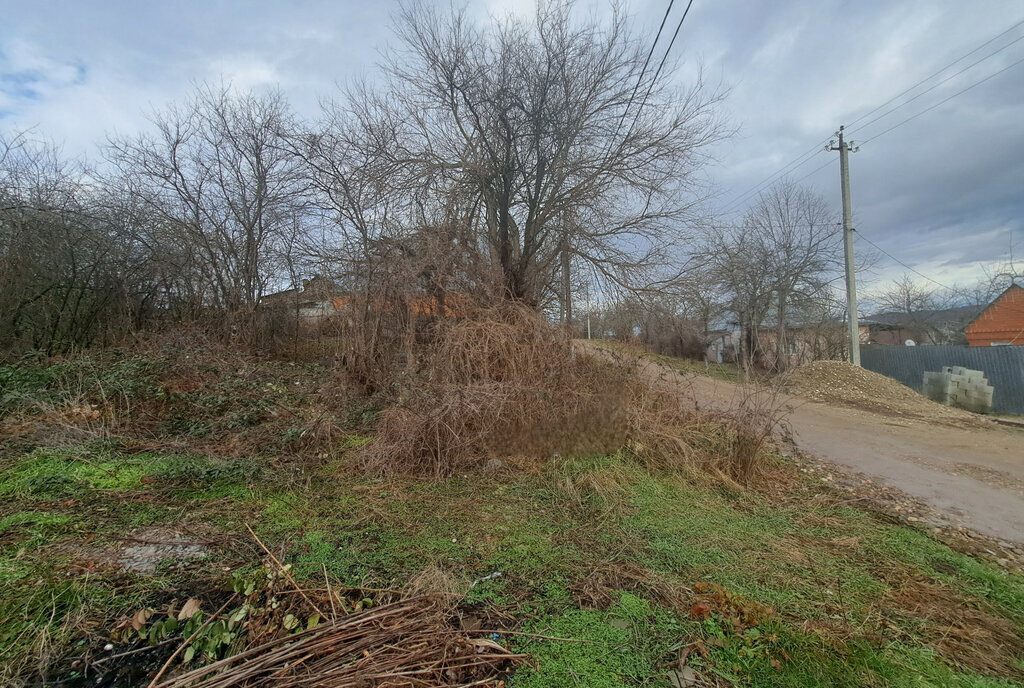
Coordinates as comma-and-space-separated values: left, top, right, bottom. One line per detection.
585, 282, 592, 339
829, 126, 861, 366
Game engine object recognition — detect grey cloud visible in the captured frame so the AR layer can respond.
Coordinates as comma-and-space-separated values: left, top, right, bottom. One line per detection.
1, 0, 1021, 285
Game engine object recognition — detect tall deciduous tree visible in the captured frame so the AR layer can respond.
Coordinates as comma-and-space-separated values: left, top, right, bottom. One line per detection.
698, 181, 841, 370
372, 0, 723, 303
744, 182, 841, 369
108, 86, 308, 317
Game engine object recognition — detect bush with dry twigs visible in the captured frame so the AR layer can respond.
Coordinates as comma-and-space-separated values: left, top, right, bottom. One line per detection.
358, 304, 635, 477
358, 304, 782, 483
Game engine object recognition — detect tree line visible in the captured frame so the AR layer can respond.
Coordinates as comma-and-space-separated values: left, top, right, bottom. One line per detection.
4, 1, 1010, 367
1, 2, 724, 358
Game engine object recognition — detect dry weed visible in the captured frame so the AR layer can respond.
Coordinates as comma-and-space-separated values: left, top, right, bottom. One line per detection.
570, 562, 692, 612
556, 465, 635, 511
625, 381, 785, 485
359, 305, 634, 477
359, 305, 786, 482
403, 566, 465, 600
888, 573, 1024, 678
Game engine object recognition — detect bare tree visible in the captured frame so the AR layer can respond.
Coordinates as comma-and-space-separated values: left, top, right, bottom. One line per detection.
108, 85, 309, 325
697, 222, 774, 368
697, 181, 841, 370
870, 273, 968, 344
372, 0, 724, 303
744, 182, 841, 369
0, 133, 136, 354
876, 274, 939, 336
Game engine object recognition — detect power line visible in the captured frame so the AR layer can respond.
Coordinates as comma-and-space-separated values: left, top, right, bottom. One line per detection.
790, 155, 835, 186
700, 221, 843, 230
721, 145, 831, 214
854, 229, 962, 293
627, 0, 696, 137
723, 16, 1024, 215
849, 33, 1024, 137
645, 0, 695, 101
846, 17, 1024, 132
860, 54, 1024, 145
615, 0, 676, 139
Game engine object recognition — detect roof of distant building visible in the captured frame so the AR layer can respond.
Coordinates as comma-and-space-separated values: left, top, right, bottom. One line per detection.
861, 304, 983, 328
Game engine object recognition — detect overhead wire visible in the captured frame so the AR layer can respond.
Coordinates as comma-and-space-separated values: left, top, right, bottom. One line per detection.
854, 231, 1024, 318
626, 0, 696, 138
845, 17, 1024, 132
723, 16, 1024, 213
859, 54, 1024, 145
854, 229, 962, 293
641, 0, 695, 107
613, 0, 676, 140
721, 146, 831, 214
852, 229, 1024, 340
848, 33, 1024, 137
789, 156, 836, 187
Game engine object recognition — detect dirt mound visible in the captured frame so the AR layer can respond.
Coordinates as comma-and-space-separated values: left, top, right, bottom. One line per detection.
785, 360, 982, 425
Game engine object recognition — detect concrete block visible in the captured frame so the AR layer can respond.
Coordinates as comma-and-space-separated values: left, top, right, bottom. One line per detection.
922, 371, 953, 404
965, 371, 987, 384
923, 367, 996, 414
959, 398, 992, 414
950, 383, 994, 413
969, 387, 994, 404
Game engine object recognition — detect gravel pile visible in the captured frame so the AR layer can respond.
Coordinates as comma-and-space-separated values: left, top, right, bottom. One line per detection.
785, 360, 983, 425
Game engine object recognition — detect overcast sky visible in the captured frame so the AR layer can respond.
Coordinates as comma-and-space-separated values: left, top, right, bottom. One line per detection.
2, 0, 1022, 297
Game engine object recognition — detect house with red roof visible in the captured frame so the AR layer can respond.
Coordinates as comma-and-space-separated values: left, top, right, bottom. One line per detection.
965, 284, 1024, 346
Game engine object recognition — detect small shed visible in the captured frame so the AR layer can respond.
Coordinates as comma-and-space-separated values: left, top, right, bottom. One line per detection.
965, 284, 1024, 346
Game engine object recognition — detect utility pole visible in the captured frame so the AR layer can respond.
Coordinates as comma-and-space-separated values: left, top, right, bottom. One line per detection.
585, 282, 592, 339
561, 241, 572, 326
828, 125, 861, 366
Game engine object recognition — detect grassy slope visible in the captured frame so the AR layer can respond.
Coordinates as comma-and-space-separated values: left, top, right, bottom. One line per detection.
587, 339, 744, 384
1, 352, 1023, 687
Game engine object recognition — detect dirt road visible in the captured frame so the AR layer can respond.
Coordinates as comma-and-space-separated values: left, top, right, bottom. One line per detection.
593, 345, 1024, 545
693, 367, 1024, 544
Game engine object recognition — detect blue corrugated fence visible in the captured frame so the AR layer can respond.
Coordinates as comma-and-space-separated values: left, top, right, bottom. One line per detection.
860, 345, 1024, 416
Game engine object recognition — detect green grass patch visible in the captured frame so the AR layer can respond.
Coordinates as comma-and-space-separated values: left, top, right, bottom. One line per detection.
2, 414, 1023, 687
0, 449, 151, 498
509, 594, 681, 688
646, 351, 745, 383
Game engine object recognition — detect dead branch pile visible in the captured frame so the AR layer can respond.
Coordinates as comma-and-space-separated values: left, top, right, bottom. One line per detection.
155, 594, 522, 688
360, 304, 635, 477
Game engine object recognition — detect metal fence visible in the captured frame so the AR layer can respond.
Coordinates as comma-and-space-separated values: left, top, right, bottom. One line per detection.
860, 345, 1024, 415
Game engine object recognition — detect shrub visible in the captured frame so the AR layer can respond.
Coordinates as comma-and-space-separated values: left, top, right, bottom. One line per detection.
358, 305, 635, 477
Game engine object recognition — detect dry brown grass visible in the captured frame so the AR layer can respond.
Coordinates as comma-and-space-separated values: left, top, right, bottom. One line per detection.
155, 594, 521, 688
359, 305, 785, 483
887, 573, 1024, 678
358, 305, 635, 477
554, 461, 638, 515
570, 561, 692, 612
624, 382, 785, 485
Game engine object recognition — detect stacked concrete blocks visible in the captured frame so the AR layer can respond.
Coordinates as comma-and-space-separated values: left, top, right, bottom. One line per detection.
922, 366, 994, 414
